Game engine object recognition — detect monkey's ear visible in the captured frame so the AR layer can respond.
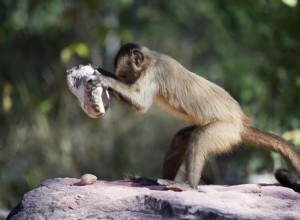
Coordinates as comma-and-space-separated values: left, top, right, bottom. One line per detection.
131, 49, 144, 67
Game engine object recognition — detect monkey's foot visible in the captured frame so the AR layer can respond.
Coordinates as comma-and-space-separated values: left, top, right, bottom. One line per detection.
124, 174, 195, 192
157, 179, 196, 192
123, 173, 158, 186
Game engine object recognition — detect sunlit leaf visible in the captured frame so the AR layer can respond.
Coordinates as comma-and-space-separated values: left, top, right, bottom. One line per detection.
60, 42, 90, 63
73, 43, 90, 58
2, 83, 13, 112
281, 0, 298, 7
60, 47, 72, 63
283, 129, 300, 148
39, 100, 53, 113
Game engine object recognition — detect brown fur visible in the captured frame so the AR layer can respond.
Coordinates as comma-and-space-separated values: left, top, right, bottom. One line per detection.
242, 127, 300, 173
163, 126, 196, 181
97, 43, 300, 188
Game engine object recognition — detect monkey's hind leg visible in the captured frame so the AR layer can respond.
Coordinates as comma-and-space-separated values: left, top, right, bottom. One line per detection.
186, 121, 242, 189
162, 126, 197, 181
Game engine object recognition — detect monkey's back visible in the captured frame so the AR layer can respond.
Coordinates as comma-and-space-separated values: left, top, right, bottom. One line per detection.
154, 54, 247, 126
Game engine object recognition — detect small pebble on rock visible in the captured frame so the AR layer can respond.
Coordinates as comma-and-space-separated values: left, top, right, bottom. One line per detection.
80, 174, 97, 186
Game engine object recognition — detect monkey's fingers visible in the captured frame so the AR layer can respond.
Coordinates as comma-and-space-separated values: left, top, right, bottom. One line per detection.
86, 77, 101, 91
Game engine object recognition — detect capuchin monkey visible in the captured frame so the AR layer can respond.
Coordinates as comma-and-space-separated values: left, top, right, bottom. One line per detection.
91, 43, 300, 189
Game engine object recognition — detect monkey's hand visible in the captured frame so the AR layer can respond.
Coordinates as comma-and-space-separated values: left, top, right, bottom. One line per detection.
91, 69, 119, 90
66, 65, 110, 118
82, 69, 114, 92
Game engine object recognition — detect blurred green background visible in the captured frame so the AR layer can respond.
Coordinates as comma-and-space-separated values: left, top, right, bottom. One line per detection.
1, 0, 300, 213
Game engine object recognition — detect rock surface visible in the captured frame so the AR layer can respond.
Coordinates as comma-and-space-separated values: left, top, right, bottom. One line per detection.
7, 178, 300, 220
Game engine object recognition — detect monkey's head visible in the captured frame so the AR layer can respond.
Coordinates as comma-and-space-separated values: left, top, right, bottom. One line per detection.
114, 43, 150, 84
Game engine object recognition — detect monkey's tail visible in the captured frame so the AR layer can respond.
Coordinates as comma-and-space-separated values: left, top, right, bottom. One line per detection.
241, 126, 300, 174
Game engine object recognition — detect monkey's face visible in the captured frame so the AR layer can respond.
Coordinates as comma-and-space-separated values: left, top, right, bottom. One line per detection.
66, 65, 110, 118
114, 43, 146, 84
115, 57, 141, 84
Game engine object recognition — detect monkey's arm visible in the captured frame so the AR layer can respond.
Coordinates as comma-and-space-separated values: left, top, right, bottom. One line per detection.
96, 67, 120, 80
89, 63, 155, 108
92, 70, 157, 113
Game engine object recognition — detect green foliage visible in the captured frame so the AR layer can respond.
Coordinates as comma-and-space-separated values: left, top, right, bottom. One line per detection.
282, 0, 298, 7
61, 42, 90, 63
1, 0, 300, 210
283, 129, 300, 148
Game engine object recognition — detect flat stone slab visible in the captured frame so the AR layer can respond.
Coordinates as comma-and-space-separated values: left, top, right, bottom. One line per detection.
7, 178, 300, 220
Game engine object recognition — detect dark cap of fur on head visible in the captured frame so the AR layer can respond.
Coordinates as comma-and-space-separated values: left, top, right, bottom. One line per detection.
114, 43, 141, 68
